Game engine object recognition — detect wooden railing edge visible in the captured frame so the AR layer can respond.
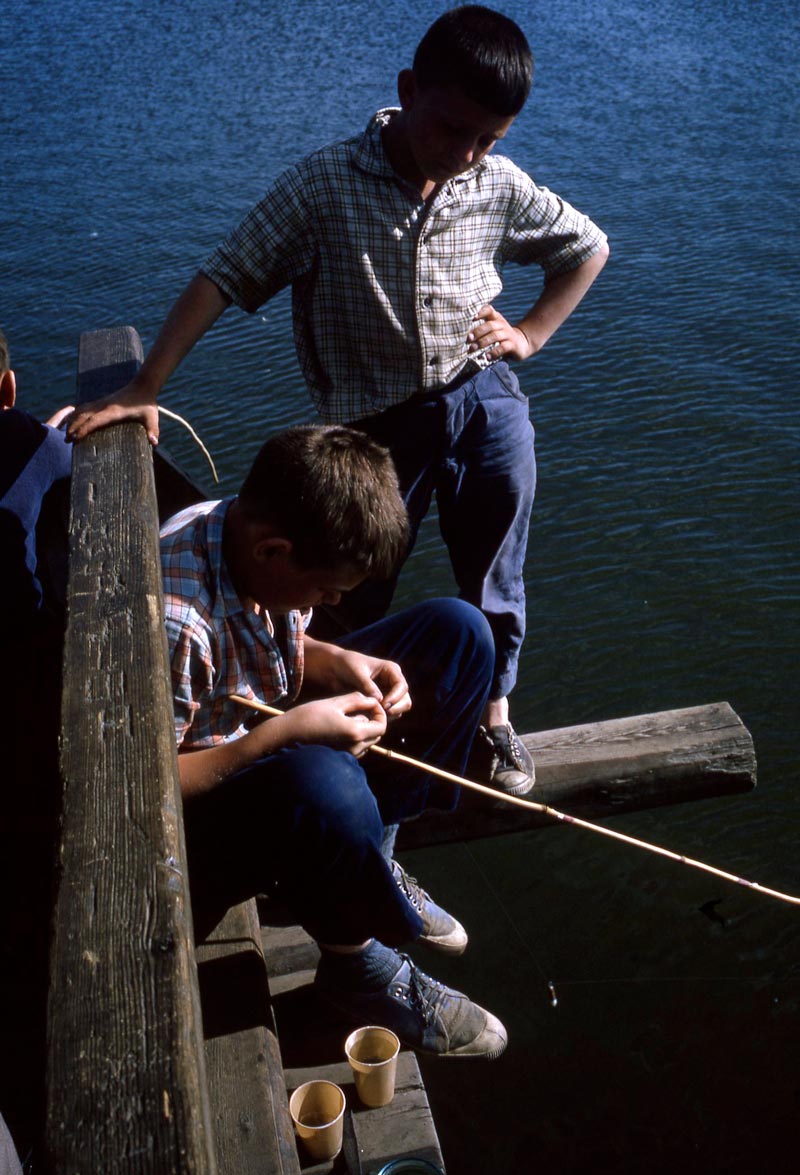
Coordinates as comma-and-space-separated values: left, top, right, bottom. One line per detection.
44, 327, 217, 1173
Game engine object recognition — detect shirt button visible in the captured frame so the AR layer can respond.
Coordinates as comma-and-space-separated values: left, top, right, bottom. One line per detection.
428, 355, 439, 366
423, 296, 433, 308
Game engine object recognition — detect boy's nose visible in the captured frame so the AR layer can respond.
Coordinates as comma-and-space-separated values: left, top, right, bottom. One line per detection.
321, 589, 342, 606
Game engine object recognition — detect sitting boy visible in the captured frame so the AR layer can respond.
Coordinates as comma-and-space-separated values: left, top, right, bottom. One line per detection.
161, 424, 507, 1057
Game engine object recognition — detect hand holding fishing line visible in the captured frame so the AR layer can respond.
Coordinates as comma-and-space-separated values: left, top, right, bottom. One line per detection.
230, 694, 800, 909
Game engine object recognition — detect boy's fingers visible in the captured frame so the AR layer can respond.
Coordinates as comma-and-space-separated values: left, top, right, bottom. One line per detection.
345, 692, 386, 721
67, 397, 160, 445
45, 405, 76, 429
383, 682, 411, 714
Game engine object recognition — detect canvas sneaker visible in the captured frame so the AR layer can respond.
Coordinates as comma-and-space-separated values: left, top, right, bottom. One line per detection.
391, 860, 468, 956
316, 951, 507, 1059
474, 723, 535, 797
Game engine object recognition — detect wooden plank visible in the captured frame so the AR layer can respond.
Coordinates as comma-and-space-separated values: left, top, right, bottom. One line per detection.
44, 327, 216, 1173
262, 925, 446, 1174
397, 702, 756, 850
286, 1056, 444, 1175
197, 901, 300, 1175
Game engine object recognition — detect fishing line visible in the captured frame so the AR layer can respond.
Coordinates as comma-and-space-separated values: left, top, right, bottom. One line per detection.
230, 694, 800, 909
459, 839, 560, 1008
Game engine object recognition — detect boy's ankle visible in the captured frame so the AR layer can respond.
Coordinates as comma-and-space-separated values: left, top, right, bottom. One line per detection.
316, 939, 401, 993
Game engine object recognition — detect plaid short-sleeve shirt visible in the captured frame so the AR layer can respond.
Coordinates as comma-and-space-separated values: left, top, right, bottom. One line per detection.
202, 108, 608, 422
160, 499, 308, 750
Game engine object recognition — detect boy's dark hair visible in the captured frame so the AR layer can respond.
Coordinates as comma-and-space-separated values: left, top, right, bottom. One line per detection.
414, 5, 533, 117
239, 425, 410, 579
0, 329, 9, 374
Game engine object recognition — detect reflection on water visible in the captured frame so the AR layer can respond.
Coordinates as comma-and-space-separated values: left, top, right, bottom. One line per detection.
2, 0, 798, 1170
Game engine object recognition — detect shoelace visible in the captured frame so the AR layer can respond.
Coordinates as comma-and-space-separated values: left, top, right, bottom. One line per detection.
393, 864, 430, 913
396, 955, 445, 1026
506, 727, 526, 765
486, 724, 525, 769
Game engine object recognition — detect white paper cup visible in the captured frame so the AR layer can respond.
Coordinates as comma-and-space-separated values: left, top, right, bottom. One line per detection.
288, 1079, 346, 1161
345, 1025, 401, 1108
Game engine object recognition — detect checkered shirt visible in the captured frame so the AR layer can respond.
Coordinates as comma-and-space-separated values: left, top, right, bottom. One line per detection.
202, 108, 608, 422
160, 499, 308, 750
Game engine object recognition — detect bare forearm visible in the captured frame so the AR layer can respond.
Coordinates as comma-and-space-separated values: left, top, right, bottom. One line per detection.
66, 272, 231, 442
177, 689, 388, 798
303, 634, 352, 691
517, 243, 610, 354
135, 273, 231, 397
467, 242, 609, 362
178, 711, 295, 798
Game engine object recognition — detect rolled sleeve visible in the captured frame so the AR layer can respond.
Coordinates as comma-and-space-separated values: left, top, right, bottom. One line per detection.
165, 612, 211, 748
202, 165, 317, 312
502, 169, 608, 278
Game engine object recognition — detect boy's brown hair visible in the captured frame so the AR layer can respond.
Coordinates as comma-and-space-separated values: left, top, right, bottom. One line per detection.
0, 329, 10, 375
239, 425, 410, 579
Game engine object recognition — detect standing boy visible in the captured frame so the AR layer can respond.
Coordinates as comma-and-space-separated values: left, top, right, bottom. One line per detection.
69, 6, 609, 797
164, 424, 506, 1057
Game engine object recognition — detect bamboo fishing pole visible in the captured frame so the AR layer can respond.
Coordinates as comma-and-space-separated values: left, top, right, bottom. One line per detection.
230, 694, 800, 908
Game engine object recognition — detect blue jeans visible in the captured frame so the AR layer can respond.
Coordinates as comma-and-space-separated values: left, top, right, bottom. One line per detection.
184, 599, 493, 945
314, 363, 536, 701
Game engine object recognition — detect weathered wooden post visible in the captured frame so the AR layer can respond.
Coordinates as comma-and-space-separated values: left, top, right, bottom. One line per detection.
45, 328, 217, 1173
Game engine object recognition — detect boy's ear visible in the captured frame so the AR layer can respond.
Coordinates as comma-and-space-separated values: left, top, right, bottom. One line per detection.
397, 68, 418, 111
0, 368, 16, 410
252, 534, 292, 564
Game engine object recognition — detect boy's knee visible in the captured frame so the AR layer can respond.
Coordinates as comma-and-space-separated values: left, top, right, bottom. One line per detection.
424, 598, 494, 660
282, 744, 383, 837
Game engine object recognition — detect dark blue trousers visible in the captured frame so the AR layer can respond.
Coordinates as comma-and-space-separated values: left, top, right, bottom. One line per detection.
184, 599, 493, 945
313, 362, 536, 701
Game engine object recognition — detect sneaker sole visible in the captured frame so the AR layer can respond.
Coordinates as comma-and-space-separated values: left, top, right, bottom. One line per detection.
492, 770, 536, 798
439, 1010, 508, 1060
316, 990, 508, 1060
418, 930, 468, 956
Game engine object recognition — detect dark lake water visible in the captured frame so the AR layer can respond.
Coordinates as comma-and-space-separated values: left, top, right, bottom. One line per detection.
3, 0, 798, 1170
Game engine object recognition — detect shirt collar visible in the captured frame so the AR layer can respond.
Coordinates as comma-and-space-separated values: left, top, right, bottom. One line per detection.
352, 107, 489, 193
207, 498, 309, 637
205, 498, 254, 621
352, 108, 399, 179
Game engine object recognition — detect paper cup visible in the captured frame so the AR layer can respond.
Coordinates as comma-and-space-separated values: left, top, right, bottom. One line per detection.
345, 1025, 401, 1108
288, 1080, 346, 1161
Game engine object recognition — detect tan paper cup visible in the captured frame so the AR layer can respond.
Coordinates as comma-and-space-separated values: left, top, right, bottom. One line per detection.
345, 1025, 401, 1108
288, 1080, 346, 1161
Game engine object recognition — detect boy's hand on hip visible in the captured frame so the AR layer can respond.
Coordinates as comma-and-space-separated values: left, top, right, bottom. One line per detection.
467, 305, 537, 362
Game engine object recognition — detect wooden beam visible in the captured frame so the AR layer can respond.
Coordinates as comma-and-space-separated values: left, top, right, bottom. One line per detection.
397, 702, 756, 850
45, 328, 217, 1173
197, 902, 300, 1175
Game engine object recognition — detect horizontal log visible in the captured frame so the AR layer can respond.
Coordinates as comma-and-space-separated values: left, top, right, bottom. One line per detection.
397, 702, 756, 850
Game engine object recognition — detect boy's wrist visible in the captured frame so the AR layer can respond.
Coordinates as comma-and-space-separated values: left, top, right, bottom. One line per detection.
514, 321, 543, 358
130, 367, 162, 402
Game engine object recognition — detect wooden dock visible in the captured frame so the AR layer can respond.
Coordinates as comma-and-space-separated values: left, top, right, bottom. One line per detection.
20, 326, 756, 1173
